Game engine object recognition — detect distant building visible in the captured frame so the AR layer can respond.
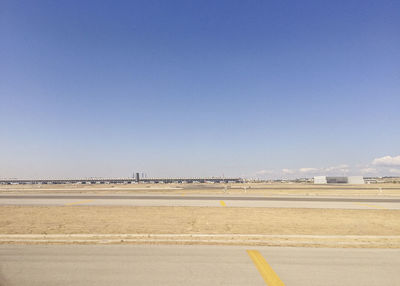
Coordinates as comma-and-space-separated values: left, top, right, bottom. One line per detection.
347, 176, 365, 184
313, 176, 364, 184
314, 176, 327, 184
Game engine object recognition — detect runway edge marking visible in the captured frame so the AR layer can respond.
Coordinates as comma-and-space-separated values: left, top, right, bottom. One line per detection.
247, 250, 286, 286
64, 200, 93, 206
354, 202, 387, 209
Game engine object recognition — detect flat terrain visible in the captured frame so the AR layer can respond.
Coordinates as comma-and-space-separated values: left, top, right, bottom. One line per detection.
1, 194, 400, 209
1, 245, 399, 286
2, 182, 400, 196
1, 183, 399, 285
1, 205, 400, 247
1, 183, 399, 247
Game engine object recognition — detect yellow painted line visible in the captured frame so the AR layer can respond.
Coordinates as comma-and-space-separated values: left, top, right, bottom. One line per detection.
65, 199, 93, 206
220, 200, 226, 207
247, 250, 285, 286
355, 202, 387, 209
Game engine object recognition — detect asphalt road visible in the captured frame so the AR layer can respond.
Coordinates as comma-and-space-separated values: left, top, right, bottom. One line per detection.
1, 194, 400, 209
1, 245, 399, 286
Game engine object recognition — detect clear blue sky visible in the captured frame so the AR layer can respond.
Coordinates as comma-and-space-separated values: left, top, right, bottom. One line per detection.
1, 0, 399, 179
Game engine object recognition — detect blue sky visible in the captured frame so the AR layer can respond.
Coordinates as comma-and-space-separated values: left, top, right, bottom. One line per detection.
1, 0, 399, 179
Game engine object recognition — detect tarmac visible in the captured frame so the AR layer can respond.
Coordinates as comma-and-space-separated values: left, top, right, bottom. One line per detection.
1, 194, 400, 209
1, 187, 399, 285
1, 244, 399, 286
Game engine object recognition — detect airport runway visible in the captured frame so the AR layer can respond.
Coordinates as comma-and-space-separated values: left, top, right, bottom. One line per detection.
1, 245, 399, 286
1, 194, 400, 209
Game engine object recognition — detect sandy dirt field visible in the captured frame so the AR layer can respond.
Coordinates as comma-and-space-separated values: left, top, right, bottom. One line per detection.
1, 206, 400, 247
2, 183, 400, 247
1, 183, 400, 196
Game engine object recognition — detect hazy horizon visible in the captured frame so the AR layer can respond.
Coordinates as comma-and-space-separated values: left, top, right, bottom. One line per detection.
1, 1, 399, 180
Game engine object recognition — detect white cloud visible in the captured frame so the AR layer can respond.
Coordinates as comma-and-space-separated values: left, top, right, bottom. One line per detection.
282, 168, 295, 174
324, 164, 349, 172
372, 155, 400, 167
282, 165, 350, 177
389, 168, 400, 174
314, 165, 349, 176
360, 167, 377, 174
255, 169, 275, 175
299, 168, 319, 173
253, 159, 400, 179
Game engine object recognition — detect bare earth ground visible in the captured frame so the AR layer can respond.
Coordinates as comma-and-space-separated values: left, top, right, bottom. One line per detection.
1, 183, 400, 196
1, 183, 400, 247
1, 206, 400, 248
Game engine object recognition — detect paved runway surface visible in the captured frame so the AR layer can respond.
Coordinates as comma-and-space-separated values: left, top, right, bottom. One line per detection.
1, 194, 400, 209
1, 245, 399, 286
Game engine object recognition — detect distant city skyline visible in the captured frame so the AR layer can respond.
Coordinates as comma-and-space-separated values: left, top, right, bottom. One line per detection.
1, 1, 399, 179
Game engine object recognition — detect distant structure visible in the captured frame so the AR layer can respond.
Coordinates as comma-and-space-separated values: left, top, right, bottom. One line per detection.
0, 177, 242, 185
314, 176, 364, 184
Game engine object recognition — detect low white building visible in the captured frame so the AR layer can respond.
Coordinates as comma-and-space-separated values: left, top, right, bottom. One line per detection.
347, 176, 365, 184
314, 176, 327, 184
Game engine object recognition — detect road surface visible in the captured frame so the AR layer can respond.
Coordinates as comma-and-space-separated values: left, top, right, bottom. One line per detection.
1, 194, 400, 209
1, 245, 399, 286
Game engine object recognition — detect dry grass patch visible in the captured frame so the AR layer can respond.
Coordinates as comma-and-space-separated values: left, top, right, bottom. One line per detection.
1, 206, 400, 236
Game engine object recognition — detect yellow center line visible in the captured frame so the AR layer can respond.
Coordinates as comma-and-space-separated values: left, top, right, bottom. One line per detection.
247, 250, 286, 286
354, 202, 387, 209
219, 200, 226, 207
65, 199, 93, 206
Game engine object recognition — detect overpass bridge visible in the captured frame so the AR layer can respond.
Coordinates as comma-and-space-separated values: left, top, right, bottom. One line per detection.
0, 177, 243, 185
